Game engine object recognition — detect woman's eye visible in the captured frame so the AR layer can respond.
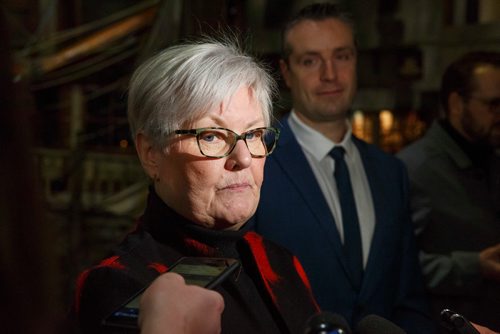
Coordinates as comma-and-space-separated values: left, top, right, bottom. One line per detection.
245, 132, 255, 140
245, 130, 262, 141
200, 132, 218, 142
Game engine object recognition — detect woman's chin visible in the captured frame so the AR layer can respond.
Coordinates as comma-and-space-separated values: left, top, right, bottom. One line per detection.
214, 208, 256, 230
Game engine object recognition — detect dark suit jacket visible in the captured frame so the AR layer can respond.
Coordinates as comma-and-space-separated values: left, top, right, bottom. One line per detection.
253, 114, 436, 333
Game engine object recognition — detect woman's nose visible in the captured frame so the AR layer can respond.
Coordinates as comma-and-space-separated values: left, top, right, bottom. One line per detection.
225, 140, 252, 170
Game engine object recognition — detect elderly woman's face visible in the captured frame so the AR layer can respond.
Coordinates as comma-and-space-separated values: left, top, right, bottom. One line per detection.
150, 86, 266, 230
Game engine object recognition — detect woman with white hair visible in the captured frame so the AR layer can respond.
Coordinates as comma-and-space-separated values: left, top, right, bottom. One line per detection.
73, 37, 320, 333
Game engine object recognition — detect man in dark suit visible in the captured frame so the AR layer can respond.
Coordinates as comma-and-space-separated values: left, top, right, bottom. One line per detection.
253, 3, 436, 333
397, 51, 500, 330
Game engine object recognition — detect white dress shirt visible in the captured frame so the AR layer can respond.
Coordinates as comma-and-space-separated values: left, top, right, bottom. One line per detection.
288, 111, 375, 267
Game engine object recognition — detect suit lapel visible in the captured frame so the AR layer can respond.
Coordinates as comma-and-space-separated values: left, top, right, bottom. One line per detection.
352, 138, 391, 295
272, 117, 352, 280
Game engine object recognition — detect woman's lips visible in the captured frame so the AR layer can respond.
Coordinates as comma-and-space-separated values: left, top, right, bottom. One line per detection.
219, 182, 251, 191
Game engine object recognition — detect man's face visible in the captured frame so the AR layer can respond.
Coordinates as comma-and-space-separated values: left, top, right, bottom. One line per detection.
459, 65, 500, 148
280, 18, 357, 125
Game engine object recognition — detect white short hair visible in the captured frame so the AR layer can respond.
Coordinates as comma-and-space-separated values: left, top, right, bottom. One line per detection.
127, 37, 277, 149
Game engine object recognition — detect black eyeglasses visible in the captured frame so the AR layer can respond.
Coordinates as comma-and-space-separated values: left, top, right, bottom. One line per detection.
174, 127, 280, 158
467, 95, 500, 113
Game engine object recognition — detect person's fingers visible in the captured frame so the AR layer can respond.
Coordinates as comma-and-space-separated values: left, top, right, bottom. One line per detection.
139, 272, 225, 334
480, 244, 500, 281
472, 322, 500, 334
184, 285, 224, 334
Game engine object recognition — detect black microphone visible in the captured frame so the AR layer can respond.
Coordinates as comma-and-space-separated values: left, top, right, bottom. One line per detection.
355, 314, 406, 334
304, 311, 352, 334
440, 309, 480, 334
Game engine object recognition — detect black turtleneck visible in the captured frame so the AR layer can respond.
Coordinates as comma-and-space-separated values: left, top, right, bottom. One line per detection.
140, 188, 249, 259
440, 119, 493, 170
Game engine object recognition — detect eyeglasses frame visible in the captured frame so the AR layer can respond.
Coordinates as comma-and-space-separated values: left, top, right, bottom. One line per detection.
174, 126, 280, 158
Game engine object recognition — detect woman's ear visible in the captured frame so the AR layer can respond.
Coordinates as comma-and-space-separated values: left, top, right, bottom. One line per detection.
135, 133, 160, 180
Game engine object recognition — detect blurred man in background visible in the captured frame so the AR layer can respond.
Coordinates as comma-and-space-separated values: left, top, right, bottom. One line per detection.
398, 51, 500, 330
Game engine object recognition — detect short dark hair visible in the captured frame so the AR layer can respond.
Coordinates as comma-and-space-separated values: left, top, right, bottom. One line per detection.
281, 2, 355, 61
440, 51, 500, 115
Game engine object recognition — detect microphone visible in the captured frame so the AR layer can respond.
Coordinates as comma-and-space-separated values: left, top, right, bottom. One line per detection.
440, 309, 480, 334
304, 311, 352, 334
355, 314, 406, 334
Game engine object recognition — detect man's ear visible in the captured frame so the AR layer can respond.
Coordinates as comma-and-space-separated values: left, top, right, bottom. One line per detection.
135, 133, 160, 180
448, 92, 464, 121
279, 59, 292, 89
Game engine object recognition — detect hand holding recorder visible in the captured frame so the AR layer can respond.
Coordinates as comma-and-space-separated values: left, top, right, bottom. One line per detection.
103, 257, 240, 333
139, 272, 225, 334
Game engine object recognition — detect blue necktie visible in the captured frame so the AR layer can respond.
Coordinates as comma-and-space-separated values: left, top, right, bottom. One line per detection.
330, 147, 363, 289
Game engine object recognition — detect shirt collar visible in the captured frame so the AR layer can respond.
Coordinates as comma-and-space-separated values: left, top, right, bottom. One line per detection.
288, 110, 354, 161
